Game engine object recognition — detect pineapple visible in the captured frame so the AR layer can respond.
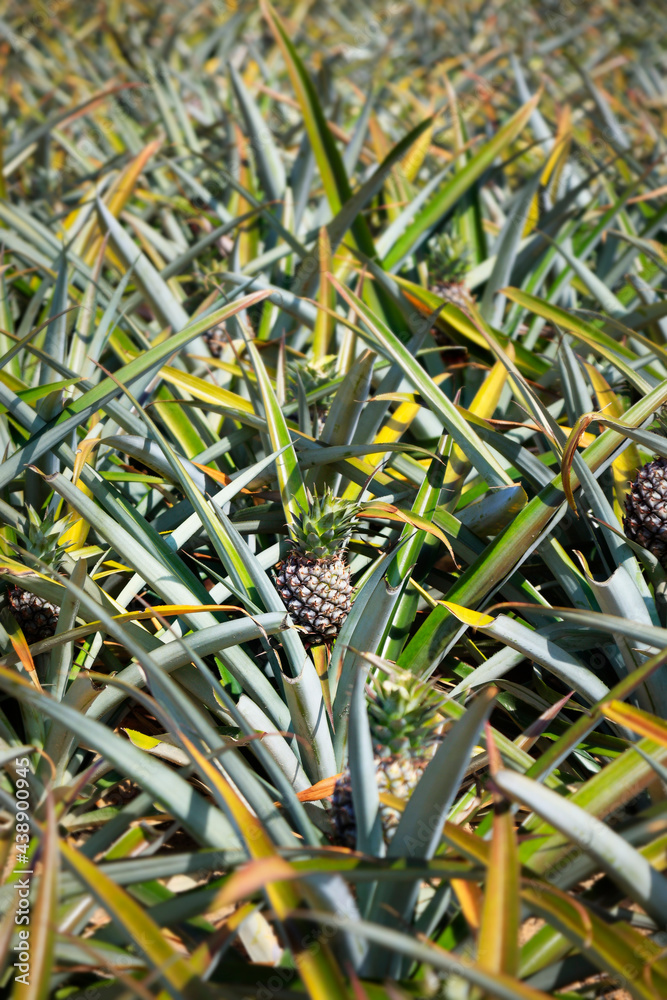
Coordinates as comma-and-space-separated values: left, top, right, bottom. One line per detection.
4, 507, 73, 642
623, 456, 667, 569
332, 668, 445, 849
430, 277, 477, 315
274, 488, 357, 644
204, 323, 225, 358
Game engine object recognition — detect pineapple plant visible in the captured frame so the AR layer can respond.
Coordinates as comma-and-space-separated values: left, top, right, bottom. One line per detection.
274, 487, 357, 644
332, 668, 446, 849
4, 507, 73, 642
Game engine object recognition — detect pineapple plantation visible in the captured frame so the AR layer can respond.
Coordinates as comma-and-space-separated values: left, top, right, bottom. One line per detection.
1, 1, 667, 998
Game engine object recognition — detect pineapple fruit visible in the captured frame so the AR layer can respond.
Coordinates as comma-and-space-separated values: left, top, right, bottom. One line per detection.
332, 668, 445, 849
430, 277, 477, 315
204, 323, 225, 358
4, 508, 72, 642
623, 456, 667, 568
275, 488, 357, 644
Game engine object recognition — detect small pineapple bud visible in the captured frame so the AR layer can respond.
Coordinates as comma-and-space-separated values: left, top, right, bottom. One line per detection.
426, 231, 470, 285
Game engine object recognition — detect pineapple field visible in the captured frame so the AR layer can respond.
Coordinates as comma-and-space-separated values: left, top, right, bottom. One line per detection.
2, 0, 667, 997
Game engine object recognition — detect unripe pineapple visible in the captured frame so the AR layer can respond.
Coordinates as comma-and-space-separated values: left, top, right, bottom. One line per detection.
4, 508, 73, 642
275, 488, 358, 644
204, 323, 225, 358
332, 669, 445, 849
624, 456, 667, 568
431, 279, 476, 314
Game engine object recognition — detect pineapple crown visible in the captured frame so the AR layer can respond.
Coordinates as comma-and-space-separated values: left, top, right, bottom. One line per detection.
426, 231, 470, 284
290, 487, 359, 560
10, 507, 74, 569
286, 355, 338, 402
368, 667, 446, 758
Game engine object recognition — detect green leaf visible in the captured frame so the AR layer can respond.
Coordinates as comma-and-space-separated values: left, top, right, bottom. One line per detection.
502, 287, 652, 392
522, 881, 667, 1000
0, 290, 271, 492
329, 276, 514, 489
229, 63, 286, 204
496, 767, 667, 924
478, 765, 520, 979
383, 92, 541, 270
400, 377, 667, 676
303, 910, 554, 1000
247, 339, 308, 525
59, 836, 212, 998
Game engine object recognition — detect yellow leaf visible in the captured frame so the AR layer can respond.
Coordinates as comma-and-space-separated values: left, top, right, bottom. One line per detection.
84, 140, 162, 265
522, 192, 540, 237
121, 728, 161, 750
583, 361, 641, 519
469, 356, 511, 420
400, 121, 433, 182
379, 790, 406, 813
160, 366, 254, 413
313, 226, 334, 358
214, 856, 298, 908
1, 608, 41, 689
601, 700, 667, 746
451, 879, 483, 932
478, 738, 520, 976
439, 601, 495, 628
61, 441, 98, 548
541, 138, 565, 189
